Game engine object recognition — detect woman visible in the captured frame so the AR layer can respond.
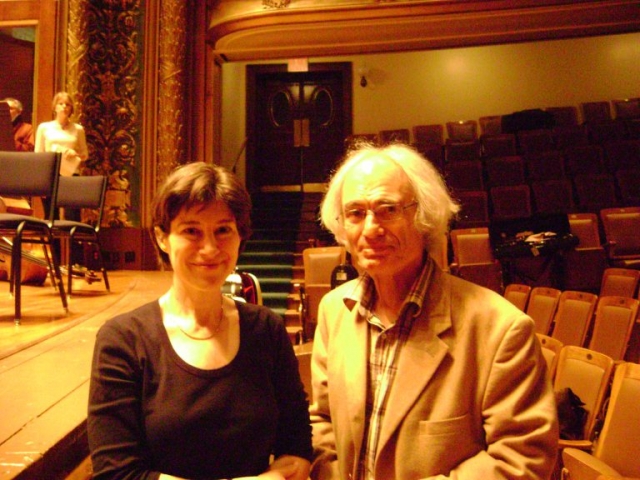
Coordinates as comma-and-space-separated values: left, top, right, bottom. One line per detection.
34, 91, 88, 176
88, 162, 312, 480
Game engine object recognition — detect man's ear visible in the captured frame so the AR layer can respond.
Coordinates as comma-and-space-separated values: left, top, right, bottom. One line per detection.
154, 226, 168, 252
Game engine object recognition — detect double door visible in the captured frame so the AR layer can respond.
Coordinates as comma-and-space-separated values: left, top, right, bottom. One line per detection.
246, 63, 352, 192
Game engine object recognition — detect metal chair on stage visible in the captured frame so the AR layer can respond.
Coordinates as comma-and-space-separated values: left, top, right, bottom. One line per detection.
52, 175, 110, 297
0, 151, 68, 324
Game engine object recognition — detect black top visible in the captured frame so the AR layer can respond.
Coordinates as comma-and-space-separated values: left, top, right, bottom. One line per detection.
88, 300, 312, 480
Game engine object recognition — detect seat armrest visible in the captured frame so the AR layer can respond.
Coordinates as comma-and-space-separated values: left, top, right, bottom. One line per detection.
562, 447, 621, 480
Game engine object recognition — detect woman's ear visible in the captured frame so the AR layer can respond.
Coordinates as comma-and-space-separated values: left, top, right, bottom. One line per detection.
154, 226, 168, 252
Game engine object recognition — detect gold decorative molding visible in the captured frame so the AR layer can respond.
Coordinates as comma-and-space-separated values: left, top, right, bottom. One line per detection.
65, 0, 144, 227
156, 0, 188, 184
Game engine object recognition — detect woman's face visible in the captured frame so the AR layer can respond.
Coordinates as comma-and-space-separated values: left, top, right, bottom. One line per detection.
55, 97, 73, 118
155, 201, 241, 293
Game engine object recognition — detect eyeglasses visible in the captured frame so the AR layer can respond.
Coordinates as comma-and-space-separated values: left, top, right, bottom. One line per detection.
340, 201, 417, 226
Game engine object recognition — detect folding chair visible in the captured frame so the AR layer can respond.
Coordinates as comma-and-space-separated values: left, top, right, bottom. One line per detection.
449, 227, 503, 293
564, 213, 607, 293
550, 290, 598, 347
587, 296, 639, 361
516, 128, 555, 155
600, 206, 640, 269
525, 150, 566, 182
489, 184, 532, 221
444, 160, 484, 192
526, 286, 562, 335
52, 175, 110, 296
412, 124, 444, 146
581, 101, 612, 124
378, 128, 410, 146
545, 106, 579, 127
453, 190, 490, 229
553, 345, 614, 470
480, 133, 517, 159
536, 333, 563, 379
599, 267, 640, 298
299, 246, 347, 341
562, 362, 640, 480
0, 151, 68, 323
485, 155, 525, 187
479, 115, 503, 137
446, 120, 478, 142
503, 283, 531, 311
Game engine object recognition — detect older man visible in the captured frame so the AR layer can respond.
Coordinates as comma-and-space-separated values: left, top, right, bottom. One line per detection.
309, 143, 558, 480
2, 97, 34, 151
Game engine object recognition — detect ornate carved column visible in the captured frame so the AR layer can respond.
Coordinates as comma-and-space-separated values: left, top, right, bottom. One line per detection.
63, 0, 191, 230
66, 0, 145, 227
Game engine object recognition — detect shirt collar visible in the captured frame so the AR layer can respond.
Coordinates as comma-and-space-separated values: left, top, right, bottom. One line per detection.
343, 252, 434, 320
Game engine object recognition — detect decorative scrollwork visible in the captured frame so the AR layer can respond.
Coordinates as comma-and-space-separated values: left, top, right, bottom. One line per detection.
67, 0, 143, 227
262, 0, 291, 9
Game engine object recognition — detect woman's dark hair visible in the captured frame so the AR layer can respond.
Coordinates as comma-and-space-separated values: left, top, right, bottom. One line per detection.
151, 162, 252, 268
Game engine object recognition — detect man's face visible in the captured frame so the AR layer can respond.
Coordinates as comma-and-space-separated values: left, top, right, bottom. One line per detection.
340, 157, 424, 281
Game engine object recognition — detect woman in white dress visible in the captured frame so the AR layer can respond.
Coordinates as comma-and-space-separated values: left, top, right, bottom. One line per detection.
35, 91, 88, 176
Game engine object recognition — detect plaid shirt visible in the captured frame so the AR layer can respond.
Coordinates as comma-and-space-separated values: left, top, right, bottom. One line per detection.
347, 256, 433, 480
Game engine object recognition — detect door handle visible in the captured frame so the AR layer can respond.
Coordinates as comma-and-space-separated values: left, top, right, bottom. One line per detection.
293, 119, 310, 147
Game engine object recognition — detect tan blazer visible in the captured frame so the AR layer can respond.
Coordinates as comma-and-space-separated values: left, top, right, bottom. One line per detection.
309, 263, 558, 480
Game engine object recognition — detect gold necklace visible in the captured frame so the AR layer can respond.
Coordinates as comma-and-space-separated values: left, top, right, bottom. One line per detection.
178, 304, 224, 341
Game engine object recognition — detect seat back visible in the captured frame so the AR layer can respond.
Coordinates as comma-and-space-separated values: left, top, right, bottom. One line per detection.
536, 333, 563, 379
588, 296, 639, 361
545, 106, 579, 127
450, 227, 494, 265
446, 120, 478, 142
303, 246, 346, 285
568, 213, 602, 249
301, 246, 347, 339
504, 283, 532, 311
526, 287, 562, 334
479, 115, 503, 136
485, 155, 525, 187
593, 362, 640, 477
599, 267, 640, 298
516, 128, 555, 154
489, 184, 532, 220
554, 345, 614, 442
378, 128, 410, 146
581, 101, 612, 124
481, 133, 517, 159
600, 207, 640, 258
525, 150, 566, 182
454, 190, 489, 228
550, 290, 598, 347
444, 160, 484, 192
412, 124, 444, 146
56, 175, 108, 226
611, 98, 640, 120
0, 151, 62, 221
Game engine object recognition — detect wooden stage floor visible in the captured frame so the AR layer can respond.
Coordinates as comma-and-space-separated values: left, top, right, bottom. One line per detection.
0, 270, 173, 480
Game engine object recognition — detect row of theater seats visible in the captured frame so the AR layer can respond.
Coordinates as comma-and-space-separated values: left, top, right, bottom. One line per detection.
447, 207, 640, 295
346, 97, 640, 154
346, 100, 640, 226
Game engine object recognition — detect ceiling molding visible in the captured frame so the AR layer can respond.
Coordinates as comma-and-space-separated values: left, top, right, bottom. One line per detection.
207, 0, 640, 62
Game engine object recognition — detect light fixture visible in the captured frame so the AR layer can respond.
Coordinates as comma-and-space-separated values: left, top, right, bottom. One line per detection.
357, 65, 370, 88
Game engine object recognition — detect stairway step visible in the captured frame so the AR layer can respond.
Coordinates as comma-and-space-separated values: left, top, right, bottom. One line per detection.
257, 277, 295, 293
238, 251, 295, 264
239, 265, 293, 279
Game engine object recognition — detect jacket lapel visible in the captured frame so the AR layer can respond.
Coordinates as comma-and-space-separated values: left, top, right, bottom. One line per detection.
376, 268, 452, 455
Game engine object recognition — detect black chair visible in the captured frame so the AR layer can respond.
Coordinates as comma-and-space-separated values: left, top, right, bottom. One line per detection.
52, 175, 110, 296
0, 151, 68, 324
